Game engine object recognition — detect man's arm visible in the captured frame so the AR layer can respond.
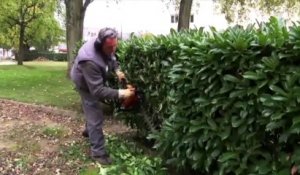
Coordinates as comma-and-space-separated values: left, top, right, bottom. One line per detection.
112, 55, 121, 72
80, 61, 119, 100
113, 58, 120, 72
112, 55, 125, 81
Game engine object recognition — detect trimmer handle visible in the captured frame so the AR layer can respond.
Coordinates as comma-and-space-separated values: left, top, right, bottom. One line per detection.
121, 78, 128, 88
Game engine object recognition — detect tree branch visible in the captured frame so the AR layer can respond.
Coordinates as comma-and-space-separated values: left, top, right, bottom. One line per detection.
6, 16, 21, 26
83, 0, 94, 11
23, 1, 41, 25
83, 0, 91, 10
25, 6, 38, 24
22, 2, 37, 18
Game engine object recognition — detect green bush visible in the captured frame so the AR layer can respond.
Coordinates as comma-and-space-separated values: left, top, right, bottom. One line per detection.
118, 17, 300, 174
24, 51, 67, 61
100, 136, 167, 175
117, 32, 179, 136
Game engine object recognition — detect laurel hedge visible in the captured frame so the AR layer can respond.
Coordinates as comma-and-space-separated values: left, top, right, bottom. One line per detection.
117, 17, 300, 174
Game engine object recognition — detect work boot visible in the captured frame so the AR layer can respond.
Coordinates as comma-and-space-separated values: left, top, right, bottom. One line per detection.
91, 154, 113, 165
82, 130, 89, 138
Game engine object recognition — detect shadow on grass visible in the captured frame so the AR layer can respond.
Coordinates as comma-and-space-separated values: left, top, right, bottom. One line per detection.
22, 65, 37, 69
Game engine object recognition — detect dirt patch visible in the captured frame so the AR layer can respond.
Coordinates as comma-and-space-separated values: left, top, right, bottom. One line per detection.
38, 139, 59, 153
0, 99, 133, 174
104, 119, 134, 135
0, 120, 27, 150
0, 120, 27, 133
0, 140, 17, 150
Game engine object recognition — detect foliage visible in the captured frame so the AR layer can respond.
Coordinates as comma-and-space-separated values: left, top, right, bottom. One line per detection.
0, 26, 18, 49
118, 17, 300, 174
0, 0, 63, 50
26, 16, 64, 51
117, 35, 177, 136
216, 0, 300, 23
117, 28, 207, 136
62, 136, 167, 175
97, 136, 167, 175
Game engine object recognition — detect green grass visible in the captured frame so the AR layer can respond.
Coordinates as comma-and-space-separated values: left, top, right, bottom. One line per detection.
0, 61, 80, 109
42, 126, 66, 138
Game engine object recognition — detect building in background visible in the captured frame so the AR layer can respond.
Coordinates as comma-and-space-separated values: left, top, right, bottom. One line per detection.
0, 49, 14, 60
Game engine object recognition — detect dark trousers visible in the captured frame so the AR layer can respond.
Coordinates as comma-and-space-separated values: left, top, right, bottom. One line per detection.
78, 89, 107, 157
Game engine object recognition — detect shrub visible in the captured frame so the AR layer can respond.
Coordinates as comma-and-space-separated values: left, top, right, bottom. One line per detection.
118, 17, 300, 174
24, 51, 67, 61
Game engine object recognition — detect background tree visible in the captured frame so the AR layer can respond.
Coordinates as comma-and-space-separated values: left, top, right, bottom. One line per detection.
178, 0, 193, 31
163, 0, 202, 31
64, 0, 94, 75
26, 17, 64, 51
0, 0, 60, 65
0, 27, 17, 50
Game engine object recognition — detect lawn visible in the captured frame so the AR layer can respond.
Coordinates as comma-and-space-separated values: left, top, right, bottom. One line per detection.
0, 61, 80, 109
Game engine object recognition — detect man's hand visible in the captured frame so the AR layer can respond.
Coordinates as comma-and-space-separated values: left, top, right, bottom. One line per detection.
116, 70, 125, 81
126, 84, 135, 90
119, 88, 135, 99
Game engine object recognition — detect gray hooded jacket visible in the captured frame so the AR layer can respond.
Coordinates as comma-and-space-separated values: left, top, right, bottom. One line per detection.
70, 37, 119, 100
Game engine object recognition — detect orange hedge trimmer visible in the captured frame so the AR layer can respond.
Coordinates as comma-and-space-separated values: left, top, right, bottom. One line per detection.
118, 78, 156, 132
103, 78, 155, 132
118, 78, 143, 111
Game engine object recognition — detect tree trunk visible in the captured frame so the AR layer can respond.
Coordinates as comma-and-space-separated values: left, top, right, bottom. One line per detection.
178, 0, 193, 31
65, 0, 86, 77
18, 24, 25, 65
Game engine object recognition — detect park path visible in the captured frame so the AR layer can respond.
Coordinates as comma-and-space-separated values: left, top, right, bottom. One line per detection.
0, 60, 16, 65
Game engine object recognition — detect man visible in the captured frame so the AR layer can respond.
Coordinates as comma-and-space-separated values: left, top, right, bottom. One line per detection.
70, 27, 134, 165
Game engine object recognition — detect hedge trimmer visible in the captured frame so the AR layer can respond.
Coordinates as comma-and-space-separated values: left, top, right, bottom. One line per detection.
118, 78, 142, 112
104, 78, 156, 132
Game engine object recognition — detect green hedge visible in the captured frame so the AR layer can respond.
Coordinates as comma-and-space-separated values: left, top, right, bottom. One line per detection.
117, 35, 175, 135
24, 51, 67, 61
118, 17, 300, 174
